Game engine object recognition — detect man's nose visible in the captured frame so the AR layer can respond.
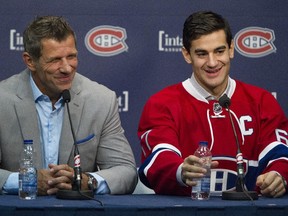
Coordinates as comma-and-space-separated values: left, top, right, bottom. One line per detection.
207, 54, 218, 67
59, 59, 72, 72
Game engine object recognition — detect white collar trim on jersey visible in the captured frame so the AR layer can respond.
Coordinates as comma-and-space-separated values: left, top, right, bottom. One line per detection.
182, 73, 236, 103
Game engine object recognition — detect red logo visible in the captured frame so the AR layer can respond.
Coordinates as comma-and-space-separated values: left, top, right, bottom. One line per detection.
85, 25, 128, 57
235, 27, 276, 58
74, 155, 81, 167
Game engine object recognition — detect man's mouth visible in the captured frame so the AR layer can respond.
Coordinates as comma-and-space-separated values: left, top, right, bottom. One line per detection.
57, 75, 73, 83
205, 67, 222, 74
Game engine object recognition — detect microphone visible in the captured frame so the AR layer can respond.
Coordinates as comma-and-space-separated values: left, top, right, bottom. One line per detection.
62, 89, 82, 191
56, 89, 93, 200
219, 94, 258, 200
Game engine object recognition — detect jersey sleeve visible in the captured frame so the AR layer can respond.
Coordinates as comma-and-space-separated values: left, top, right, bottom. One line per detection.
137, 93, 190, 195
256, 90, 288, 186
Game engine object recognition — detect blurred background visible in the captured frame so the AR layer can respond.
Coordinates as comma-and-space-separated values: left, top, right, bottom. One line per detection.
0, 0, 287, 166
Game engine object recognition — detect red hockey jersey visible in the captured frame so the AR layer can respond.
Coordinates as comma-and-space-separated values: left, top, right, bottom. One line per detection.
138, 78, 288, 195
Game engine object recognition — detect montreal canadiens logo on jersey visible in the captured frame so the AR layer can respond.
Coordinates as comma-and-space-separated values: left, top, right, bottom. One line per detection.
210, 156, 249, 192
85, 25, 128, 57
235, 27, 276, 58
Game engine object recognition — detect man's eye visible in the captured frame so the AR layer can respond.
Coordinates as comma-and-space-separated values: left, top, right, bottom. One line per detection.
216, 50, 225, 55
49, 58, 60, 63
197, 53, 207, 57
67, 55, 77, 60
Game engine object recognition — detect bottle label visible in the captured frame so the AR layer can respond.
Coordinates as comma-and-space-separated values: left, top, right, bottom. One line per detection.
19, 167, 37, 199
201, 177, 210, 192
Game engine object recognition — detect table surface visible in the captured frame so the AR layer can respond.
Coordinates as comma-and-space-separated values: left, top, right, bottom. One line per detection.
0, 194, 287, 216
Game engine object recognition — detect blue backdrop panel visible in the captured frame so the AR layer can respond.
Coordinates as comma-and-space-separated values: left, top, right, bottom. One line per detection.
0, 0, 287, 165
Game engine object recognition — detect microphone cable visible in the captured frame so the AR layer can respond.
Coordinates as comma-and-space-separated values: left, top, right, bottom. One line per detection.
61, 90, 104, 206
219, 94, 258, 202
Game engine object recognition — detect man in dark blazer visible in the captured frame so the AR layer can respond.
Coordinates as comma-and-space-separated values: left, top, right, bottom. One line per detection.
0, 16, 137, 196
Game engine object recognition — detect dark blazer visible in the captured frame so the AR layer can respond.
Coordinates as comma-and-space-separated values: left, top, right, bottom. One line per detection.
0, 69, 137, 194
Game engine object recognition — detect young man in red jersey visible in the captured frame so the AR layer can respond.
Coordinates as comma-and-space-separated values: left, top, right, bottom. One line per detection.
138, 11, 288, 198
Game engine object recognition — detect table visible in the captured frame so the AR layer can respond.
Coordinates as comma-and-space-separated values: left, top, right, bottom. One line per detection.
0, 194, 287, 216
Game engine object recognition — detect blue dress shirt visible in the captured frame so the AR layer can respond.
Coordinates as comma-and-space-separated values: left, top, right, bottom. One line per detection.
3, 72, 109, 194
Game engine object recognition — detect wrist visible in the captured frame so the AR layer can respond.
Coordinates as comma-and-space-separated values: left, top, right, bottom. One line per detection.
83, 173, 98, 192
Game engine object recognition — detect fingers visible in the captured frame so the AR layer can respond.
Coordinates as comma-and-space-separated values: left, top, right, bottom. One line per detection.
257, 171, 286, 198
47, 187, 59, 195
181, 156, 217, 186
49, 164, 74, 175
182, 168, 205, 186
37, 169, 53, 196
49, 164, 74, 180
211, 161, 219, 168
43, 164, 74, 195
50, 164, 74, 180
272, 186, 286, 198
255, 174, 265, 187
272, 173, 286, 198
47, 180, 73, 195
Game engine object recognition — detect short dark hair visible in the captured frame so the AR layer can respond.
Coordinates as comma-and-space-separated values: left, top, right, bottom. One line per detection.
182, 11, 232, 52
23, 16, 76, 60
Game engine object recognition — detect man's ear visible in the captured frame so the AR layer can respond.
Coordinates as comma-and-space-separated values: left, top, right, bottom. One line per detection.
229, 40, 235, 59
22, 52, 36, 71
181, 47, 192, 64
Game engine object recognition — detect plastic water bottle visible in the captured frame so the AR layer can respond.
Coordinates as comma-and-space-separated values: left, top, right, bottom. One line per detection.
19, 139, 37, 200
191, 141, 212, 200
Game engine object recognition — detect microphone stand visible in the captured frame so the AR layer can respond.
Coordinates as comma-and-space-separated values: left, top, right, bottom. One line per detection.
219, 94, 258, 200
56, 90, 94, 200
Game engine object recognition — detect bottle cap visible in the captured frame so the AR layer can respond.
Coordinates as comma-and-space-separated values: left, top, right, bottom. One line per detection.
23, 140, 33, 145
199, 141, 208, 146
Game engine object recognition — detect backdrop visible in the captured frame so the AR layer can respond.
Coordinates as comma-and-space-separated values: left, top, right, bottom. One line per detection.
0, 0, 287, 166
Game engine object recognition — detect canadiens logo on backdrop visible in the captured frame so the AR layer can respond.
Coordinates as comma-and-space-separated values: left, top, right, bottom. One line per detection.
235, 27, 276, 58
85, 25, 128, 57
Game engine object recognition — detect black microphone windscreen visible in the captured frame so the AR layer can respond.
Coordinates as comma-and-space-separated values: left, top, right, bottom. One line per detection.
219, 94, 231, 108
62, 89, 71, 103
